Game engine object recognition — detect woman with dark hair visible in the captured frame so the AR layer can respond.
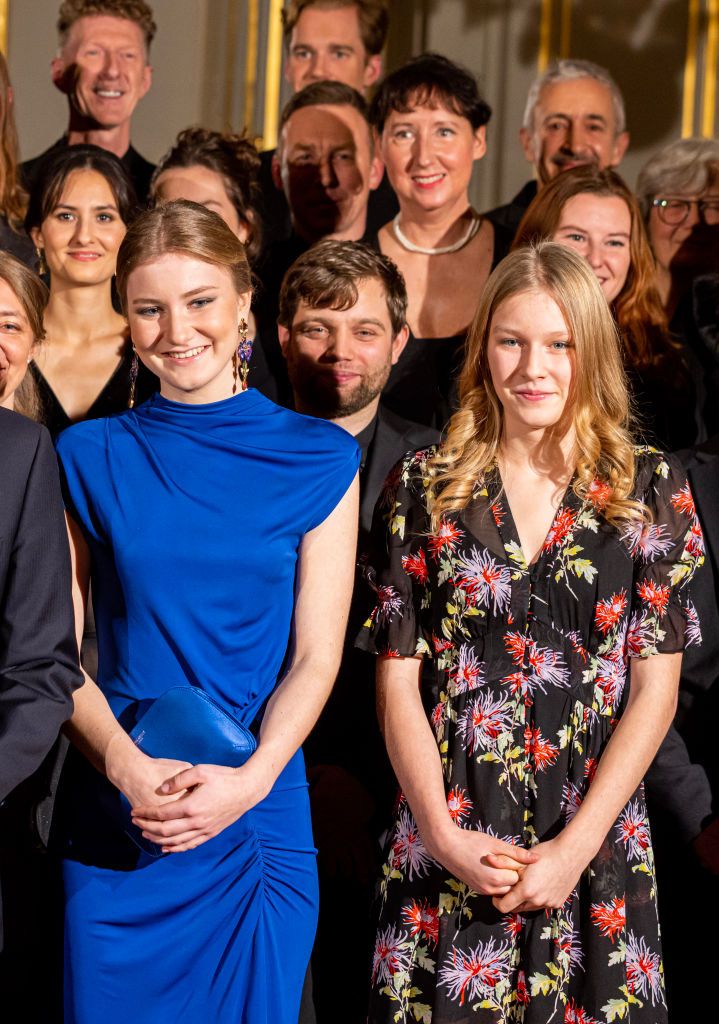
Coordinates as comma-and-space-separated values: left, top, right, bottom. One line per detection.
54, 200, 359, 1023
358, 242, 702, 1023
151, 127, 277, 399
25, 144, 155, 437
0, 53, 34, 267
514, 166, 700, 449
369, 53, 505, 429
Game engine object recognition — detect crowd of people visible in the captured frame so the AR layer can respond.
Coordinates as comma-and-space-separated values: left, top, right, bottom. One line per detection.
0, 1, 717, 1023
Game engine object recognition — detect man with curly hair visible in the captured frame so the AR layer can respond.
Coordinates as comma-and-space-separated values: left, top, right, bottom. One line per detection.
22, 0, 157, 201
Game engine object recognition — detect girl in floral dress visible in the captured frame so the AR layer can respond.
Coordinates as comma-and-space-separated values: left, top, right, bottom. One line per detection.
358, 242, 703, 1023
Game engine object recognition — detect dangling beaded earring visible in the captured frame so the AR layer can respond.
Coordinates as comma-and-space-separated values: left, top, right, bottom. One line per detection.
128, 348, 139, 408
234, 318, 253, 393
35, 247, 47, 276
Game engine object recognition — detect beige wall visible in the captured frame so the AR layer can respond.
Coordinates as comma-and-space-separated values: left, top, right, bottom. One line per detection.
6, 0, 718, 208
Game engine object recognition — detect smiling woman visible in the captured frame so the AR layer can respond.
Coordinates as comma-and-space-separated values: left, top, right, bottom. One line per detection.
53, 200, 360, 1024
0, 251, 49, 416
23, 144, 156, 436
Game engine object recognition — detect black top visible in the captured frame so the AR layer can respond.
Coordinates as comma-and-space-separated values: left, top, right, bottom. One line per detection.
29, 341, 157, 439
484, 178, 539, 248
0, 216, 36, 268
21, 137, 156, 204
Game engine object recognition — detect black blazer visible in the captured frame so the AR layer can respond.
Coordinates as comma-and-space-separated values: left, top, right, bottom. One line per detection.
645, 438, 719, 841
0, 410, 82, 802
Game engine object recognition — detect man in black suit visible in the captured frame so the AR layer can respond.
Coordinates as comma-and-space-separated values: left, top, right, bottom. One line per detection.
0, 410, 83, 949
278, 240, 438, 1023
22, 0, 157, 202
644, 438, 719, 1019
485, 58, 629, 248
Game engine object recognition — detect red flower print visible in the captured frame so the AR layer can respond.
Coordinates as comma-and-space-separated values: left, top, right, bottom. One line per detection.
503, 913, 525, 939
584, 758, 597, 782
671, 482, 695, 517
543, 506, 577, 551
390, 805, 434, 880
594, 590, 627, 634
623, 520, 672, 561
626, 610, 654, 657
371, 584, 404, 626
449, 644, 484, 694
432, 633, 453, 654
595, 652, 627, 712
567, 630, 588, 661
686, 518, 704, 558
625, 931, 664, 1006
371, 924, 411, 985
504, 631, 527, 664
560, 780, 584, 822
503, 632, 571, 694
401, 899, 439, 946
616, 800, 650, 863
565, 1000, 601, 1024
447, 786, 473, 825
457, 692, 513, 755
431, 701, 444, 735
516, 969, 530, 1005
586, 478, 612, 511
401, 548, 428, 583
590, 896, 626, 942
427, 518, 465, 558
684, 601, 702, 647
636, 579, 670, 616
524, 725, 559, 772
491, 500, 505, 527
378, 644, 400, 658
454, 546, 512, 613
437, 938, 512, 1006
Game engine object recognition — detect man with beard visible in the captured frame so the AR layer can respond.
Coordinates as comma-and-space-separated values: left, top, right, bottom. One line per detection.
257, 81, 384, 402
486, 58, 629, 247
277, 240, 438, 1023
22, 0, 156, 202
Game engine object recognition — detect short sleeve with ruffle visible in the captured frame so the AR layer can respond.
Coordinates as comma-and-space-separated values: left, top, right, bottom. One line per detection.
356, 447, 436, 659
625, 448, 704, 657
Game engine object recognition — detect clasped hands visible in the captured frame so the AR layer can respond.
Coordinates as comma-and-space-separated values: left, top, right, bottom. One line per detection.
436, 826, 585, 915
117, 753, 271, 853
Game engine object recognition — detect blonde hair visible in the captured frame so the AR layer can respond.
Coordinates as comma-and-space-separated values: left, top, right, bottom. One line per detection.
0, 251, 49, 420
427, 242, 647, 531
0, 53, 27, 229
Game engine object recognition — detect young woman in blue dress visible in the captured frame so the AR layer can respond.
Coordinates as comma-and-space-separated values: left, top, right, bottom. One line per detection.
55, 199, 360, 1023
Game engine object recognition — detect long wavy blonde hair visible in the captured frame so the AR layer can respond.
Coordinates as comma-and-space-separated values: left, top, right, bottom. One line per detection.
427, 242, 648, 531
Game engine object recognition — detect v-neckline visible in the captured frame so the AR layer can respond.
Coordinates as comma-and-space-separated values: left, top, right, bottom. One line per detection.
486, 465, 578, 571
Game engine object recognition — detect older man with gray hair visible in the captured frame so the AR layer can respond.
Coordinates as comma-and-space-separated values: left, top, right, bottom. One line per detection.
486, 58, 629, 240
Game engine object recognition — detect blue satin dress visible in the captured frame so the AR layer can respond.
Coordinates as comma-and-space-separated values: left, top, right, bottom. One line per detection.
55, 390, 360, 1024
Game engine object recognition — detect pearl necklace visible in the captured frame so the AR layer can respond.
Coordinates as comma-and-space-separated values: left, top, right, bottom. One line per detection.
392, 211, 482, 255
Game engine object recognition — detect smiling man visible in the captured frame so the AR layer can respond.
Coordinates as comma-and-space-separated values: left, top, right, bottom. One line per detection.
486, 59, 629, 244
22, 0, 157, 201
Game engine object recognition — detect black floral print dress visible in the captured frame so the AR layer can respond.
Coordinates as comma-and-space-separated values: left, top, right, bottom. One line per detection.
357, 446, 703, 1024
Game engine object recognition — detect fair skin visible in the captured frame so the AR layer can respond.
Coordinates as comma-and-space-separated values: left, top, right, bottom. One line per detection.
520, 77, 629, 186
553, 193, 632, 304
377, 101, 494, 338
0, 278, 37, 410
647, 185, 719, 316
273, 103, 383, 243
29, 168, 128, 422
379, 287, 682, 910
51, 15, 152, 159
152, 164, 258, 337
284, 3, 382, 95
65, 252, 360, 852
278, 275, 409, 434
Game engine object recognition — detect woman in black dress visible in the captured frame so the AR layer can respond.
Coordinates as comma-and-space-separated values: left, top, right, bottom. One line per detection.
358, 242, 702, 1022
369, 54, 511, 431
25, 145, 155, 437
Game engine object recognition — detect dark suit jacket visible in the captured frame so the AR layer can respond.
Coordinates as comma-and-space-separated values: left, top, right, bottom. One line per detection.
21, 137, 155, 204
0, 411, 82, 801
645, 438, 719, 842
484, 179, 538, 249
305, 405, 439, 811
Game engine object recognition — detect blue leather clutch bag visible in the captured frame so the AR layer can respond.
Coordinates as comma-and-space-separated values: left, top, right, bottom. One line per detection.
121, 686, 257, 857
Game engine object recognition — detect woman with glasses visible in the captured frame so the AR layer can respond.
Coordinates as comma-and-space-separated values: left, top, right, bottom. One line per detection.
637, 138, 719, 319
514, 166, 701, 449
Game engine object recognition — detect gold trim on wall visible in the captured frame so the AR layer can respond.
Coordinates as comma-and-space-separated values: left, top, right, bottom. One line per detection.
0, 0, 8, 55
243, 0, 260, 132
222, 0, 241, 130
702, 0, 719, 136
262, 0, 284, 150
682, 0, 701, 136
538, 0, 553, 73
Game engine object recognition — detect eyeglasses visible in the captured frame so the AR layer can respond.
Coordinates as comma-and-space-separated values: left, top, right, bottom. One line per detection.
652, 197, 719, 226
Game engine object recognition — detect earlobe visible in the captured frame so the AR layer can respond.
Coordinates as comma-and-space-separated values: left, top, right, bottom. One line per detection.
369, 154, 385, 192
473, 125, 487, 161
612, 131, 630, 167
363, 55, 383, 90
519, 126, 536, 165
277, 324, 290, 356
271, 154, 283, 192
391, 324, 410, 365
